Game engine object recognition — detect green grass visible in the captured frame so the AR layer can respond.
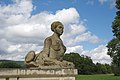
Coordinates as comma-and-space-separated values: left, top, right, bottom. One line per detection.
76, 75, 120, 80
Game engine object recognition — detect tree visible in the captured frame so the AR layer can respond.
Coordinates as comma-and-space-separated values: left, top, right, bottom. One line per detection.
95, 63, 112, 74
64, 52, 112, 74
104, 64, 113, 73
107, 0, 120, 76
107, 38, 120, 76
112, 0, 120, 40
63, 52, 82, 69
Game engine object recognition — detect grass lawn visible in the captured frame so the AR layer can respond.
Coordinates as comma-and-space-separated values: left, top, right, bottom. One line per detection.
76, 74, 120, 80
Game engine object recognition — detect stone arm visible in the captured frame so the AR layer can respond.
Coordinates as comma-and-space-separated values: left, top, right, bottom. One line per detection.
43, 37, 52, 57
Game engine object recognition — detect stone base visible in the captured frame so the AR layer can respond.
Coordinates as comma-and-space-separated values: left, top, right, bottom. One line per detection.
0, 68, 77, 80
0, 77, 75, 80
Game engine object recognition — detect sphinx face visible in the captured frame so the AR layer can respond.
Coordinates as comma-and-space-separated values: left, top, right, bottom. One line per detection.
55, 24, 64, 35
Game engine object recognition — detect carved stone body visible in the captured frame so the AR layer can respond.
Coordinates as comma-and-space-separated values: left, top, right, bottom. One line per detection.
25, 21, 75, 69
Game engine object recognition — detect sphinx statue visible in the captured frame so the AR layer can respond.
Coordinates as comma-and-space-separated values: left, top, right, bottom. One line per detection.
25, 21, 75, 69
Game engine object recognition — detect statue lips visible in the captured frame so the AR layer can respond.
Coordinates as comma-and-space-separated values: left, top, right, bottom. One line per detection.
60, 31, 63, 35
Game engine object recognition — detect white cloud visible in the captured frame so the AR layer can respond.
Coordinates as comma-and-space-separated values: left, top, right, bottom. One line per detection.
67, 45, 84, 54
86, 0, 94, 5
5, 23, 50, 39
0, 39, 11, 54
86, 45, 111, 64
74, 31, 99, 43
0, 0, 33, 16
110, 0, 116, 8
0, 43, 43, 61
70, 24, 86, 35
66, 44, 111, 64
98, 0, 115, 8
86, 0, 115, 8
55, 8, 79, 24
0, 0, 33, 26
7, 45, 21, 53
98, 0, 108, 5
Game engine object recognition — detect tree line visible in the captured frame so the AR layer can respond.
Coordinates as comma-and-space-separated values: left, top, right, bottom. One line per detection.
0, 60, 24, 68
63, 52, 112, 74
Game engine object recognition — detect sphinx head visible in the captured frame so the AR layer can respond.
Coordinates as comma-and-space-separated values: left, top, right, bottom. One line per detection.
51, 21, 64, 35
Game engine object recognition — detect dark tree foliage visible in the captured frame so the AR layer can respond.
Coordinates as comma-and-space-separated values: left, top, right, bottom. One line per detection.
112, 0, 120, 40
63, 52, 112, 74
96, 63, 112, 74
0, 61, 22, 68
107, 38, 120, 58
107, 0, 120, 76
107, 38, 120, 76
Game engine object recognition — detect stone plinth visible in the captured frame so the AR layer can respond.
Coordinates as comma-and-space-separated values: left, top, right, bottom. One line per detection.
0, 68, 77, 80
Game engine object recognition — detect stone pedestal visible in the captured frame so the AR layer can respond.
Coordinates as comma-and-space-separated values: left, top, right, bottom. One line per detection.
0, 68, 77, 80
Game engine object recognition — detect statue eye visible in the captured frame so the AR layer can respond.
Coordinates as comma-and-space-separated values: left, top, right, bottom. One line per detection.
59, 26, 62, 29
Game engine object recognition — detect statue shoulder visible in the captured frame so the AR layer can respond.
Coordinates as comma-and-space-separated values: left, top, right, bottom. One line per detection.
45, 36, 52, 42
44, 36, 52, 45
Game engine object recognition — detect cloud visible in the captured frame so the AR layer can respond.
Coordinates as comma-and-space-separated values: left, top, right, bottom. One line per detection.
55, 8, 79, 24
0, 39, 11, 54
74, 31, 99, 43
67, 45, 111, 64
0, 0, 111, 64
67, 45, 84, 54
110, 0, 115, 8
0, 0, 33, 27
3, 0, 33, 16
86, 0, 115, 8
85, 45, 111, 64
98, 0, 115, 8
0, 42, 43, 61
98, 0, 108, 5
86, 0, 94, 5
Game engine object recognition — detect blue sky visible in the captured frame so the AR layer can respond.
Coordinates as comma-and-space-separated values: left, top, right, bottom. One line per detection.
0, 0, 116, 64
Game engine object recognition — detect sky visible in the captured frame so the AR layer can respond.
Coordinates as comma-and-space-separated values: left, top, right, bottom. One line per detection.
0, 0, 116, 64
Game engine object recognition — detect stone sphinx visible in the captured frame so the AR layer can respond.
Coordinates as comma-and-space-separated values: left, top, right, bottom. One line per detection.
25, 21, 75, 69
